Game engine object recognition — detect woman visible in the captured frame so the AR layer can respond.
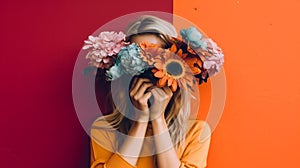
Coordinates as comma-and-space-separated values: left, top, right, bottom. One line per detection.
87, 15, 219, 168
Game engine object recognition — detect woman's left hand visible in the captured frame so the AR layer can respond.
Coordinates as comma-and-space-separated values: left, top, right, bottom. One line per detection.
149, 86, 173, 120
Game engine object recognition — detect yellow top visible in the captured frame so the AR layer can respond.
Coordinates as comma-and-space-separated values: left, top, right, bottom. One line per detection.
90, 120, 211, 168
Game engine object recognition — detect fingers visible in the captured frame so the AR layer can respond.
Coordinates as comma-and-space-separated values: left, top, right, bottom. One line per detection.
151, 86, 173, 100
150, 87, 161, 98
129, 77, 138, 91
162, 86, 173, 98
130, 78, 155, 111
134, 82, 153, 100
129, 78, 151, 97
139, 92, 152, 105
154, 87, 164, 96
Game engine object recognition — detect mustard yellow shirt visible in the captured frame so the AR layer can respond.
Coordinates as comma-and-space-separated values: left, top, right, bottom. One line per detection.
90, 120, 211, 168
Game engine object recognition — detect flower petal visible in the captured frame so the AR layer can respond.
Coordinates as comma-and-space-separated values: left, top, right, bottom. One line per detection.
167, 78, 174, 86
154, 70, 164, 78
191, 67, 202, 74
82, 45, 91, 50
154, 62, 163, 69
181, 53, 188, 59
177, 49, 183, 56
158, 76, 168, 87
185, 57, 197, 66
196, 59, 203, 67
103, 58, 110, 63
171, 80, 178, 92
170, 44, 177, 53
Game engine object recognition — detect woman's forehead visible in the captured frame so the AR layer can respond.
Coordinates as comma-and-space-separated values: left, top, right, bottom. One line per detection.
130, 34, 165, 47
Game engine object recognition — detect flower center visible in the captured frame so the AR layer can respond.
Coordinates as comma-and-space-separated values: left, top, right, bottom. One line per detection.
164, 59, 185, 79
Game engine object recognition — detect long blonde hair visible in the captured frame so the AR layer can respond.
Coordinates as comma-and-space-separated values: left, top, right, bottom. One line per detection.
92, 15, 191, 150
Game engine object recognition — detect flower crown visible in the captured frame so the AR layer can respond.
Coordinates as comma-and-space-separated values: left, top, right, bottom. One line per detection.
82, 27, 224, 92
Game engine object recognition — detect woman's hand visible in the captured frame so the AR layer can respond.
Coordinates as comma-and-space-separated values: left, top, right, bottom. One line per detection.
149, 86, 173, 120
129, 77, 153, 122
149, 87, 181, 168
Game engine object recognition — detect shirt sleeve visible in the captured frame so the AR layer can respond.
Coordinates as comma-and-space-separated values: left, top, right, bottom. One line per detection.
179, 121, 212, 168
90, 128, 136, 168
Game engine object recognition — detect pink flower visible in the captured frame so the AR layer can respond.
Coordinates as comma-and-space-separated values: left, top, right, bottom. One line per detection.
202, 38, 224, 76
82, 31, 127, 69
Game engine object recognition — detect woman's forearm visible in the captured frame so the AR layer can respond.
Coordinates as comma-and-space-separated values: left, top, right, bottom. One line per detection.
118, 121, 148, 166
151, 117, 181, 168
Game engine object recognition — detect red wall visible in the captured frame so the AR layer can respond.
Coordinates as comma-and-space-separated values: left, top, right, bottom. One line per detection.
0, 1, 172, 167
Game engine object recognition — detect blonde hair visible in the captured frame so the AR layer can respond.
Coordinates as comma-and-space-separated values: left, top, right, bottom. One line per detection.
125, 15, 178, 47
92, 16, 191, 151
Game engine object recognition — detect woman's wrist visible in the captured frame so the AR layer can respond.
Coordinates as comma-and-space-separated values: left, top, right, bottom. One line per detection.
132, 120, 149, 127
134, 109, 150, 122
151, 116, 165, 124
151, 115, 168, 133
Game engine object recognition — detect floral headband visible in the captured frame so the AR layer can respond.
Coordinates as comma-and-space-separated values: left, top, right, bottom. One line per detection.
82, 27, 224, 92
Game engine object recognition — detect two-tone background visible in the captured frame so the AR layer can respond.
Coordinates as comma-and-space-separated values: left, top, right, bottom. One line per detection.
0, 0, 299, 167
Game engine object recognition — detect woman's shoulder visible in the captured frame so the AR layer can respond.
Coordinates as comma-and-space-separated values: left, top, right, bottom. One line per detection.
91, 116, 113, 128
90, 117, 117, 139
186, 120, 211, 143
90, 117, 118, 152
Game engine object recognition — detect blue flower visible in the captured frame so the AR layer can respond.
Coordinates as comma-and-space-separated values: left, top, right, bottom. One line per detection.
106, 64, 122, 80
106, 43, 148, 80
180, 27, 207, 49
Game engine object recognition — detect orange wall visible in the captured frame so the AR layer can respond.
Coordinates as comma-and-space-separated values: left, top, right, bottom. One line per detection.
174, 0, 300, 168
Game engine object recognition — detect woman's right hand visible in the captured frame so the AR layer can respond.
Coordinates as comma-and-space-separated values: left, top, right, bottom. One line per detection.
129, 77, 153, 122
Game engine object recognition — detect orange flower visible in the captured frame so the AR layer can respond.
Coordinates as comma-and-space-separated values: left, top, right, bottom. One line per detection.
152, 45, 196, 92
139, 41, 165, 66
